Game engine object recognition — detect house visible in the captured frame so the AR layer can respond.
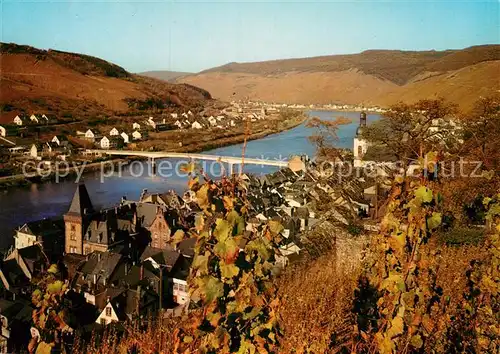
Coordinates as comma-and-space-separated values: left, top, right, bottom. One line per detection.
207, 116, 217, 127
100, 137, 110, 149
132, 131, 142, 140
4, 245, 48, 281
174, 120, 182, 129
191, 121, 203, 130
85, 129, 96, 141
30, 144, 42, 158
95, 287, 158, 326
120, 132, 130, 144
132, 122, 141, 130
146, 117, 156, 129
0, 299, 33, 354
14, 219, 65, 259
0, 259, 30, 295
13, 115, 26, 126
51, 135, 67, 146
29, 114, 39, 124
170, 113, 178, 119
0, 126, 5, 137
109, 128, 119, 136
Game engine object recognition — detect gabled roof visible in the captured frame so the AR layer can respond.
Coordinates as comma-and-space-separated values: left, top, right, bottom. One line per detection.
80, 252, 123, 282
177, 237, 196, 258
140, 246, 180, 270
67, 184, 94, 216
0, 259, 30, 290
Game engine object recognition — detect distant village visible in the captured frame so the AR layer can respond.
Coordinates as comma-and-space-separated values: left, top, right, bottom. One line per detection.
0, 100, 385, 185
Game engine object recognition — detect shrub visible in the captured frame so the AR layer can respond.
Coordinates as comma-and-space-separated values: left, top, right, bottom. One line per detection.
438, 227, 485, 246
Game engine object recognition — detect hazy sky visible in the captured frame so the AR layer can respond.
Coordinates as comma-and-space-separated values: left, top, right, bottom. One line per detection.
1, 1, 499, 73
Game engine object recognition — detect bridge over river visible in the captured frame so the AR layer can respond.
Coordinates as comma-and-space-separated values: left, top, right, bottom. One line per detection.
86, 149, 290, 174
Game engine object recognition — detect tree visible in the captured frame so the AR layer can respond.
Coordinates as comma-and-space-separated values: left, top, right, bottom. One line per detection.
306, 115, 351, 161
361, 99, 458, 169
174, 175, 283, 353
460, 94, 500, 171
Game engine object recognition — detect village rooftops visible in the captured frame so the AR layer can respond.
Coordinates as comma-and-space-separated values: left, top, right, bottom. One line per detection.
140, 246, 180, 271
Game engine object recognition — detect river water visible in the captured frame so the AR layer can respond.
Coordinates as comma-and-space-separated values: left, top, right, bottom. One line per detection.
0, 110, 380, 247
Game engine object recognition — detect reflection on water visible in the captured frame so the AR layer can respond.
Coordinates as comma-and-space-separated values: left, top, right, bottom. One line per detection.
0, 110, 380, 247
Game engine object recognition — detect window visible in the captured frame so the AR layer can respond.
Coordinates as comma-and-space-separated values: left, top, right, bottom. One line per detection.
100, 318, 107, 326
71, 225, 76, 232
358, 145, 363, 157
70, 233, 76, 241
106, 306, 112, 317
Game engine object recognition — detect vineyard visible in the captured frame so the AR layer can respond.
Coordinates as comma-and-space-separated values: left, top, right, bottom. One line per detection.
28, 96, 499, 354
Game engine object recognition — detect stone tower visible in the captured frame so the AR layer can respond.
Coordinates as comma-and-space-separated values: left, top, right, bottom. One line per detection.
64, 184, 94, 254
353, 111, 369, 167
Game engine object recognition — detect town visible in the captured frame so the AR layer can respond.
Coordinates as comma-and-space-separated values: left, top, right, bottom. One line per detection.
0, 110, 396, 352
0, 101, 386, 187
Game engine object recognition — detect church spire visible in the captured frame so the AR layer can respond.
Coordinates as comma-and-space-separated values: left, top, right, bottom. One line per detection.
67, 184, 94, 216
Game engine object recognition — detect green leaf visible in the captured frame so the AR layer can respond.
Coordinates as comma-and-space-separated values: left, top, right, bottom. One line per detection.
214, 219, 231, 241
192, 252, 209, 274
220, 263, 240, 279
415, 186, 433, 204
268, 220, 283, 235
47, 280, 64, 294
196, 184, 210, 209
427, 212, 442, 230
214, 237, 239, 262
199, 276, 224, 304
410, 334, 423, 349
388, 316, 404, 338
47, 264, 58, 274
35, 341, 54, 354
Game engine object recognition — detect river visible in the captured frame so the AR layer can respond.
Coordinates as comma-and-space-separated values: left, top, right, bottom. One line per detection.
0, 110, 380, 247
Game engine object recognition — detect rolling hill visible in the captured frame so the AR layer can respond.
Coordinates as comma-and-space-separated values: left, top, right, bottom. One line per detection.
0, 43, 212, 124
178, 45, 500, 110
139, 70, 192, 82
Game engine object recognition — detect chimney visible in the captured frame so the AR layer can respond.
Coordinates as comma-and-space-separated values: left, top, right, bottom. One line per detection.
140, 264, 144, 281
93, 274, 97, 285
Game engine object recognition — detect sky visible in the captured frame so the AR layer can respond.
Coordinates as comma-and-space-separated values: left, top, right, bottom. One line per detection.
1, 0, 499, 73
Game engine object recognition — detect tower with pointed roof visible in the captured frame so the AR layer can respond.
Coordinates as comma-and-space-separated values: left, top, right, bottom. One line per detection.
64, 184, 94, 254
353, 111, 369, 167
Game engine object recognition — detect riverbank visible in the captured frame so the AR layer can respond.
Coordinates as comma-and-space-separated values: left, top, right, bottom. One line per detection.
0, 113, 307, 190
0, 158, 128, 190
173, 111, 307, 153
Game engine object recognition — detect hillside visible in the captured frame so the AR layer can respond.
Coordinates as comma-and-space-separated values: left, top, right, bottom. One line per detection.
0, 43, 212, 124
139, 70, 192, 82
180, 45, 500, 110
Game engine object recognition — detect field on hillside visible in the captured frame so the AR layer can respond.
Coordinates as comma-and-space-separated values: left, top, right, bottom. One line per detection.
178, 45, 500, 110
0, 43, 212, 123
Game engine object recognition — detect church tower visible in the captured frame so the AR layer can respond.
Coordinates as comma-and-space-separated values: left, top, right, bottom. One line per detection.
64, 184, 94, 254
353, 111, 369, 167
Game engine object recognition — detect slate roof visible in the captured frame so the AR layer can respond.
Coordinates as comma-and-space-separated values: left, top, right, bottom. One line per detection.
177, 237, 196, 258
67, 184, 94, 216
79, 252, 123, 285
0, 259, 30, 289
136, 203, 161, 229
122, 263, 160, 288
140, 246, 180, 270
18, 218, 64, 238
